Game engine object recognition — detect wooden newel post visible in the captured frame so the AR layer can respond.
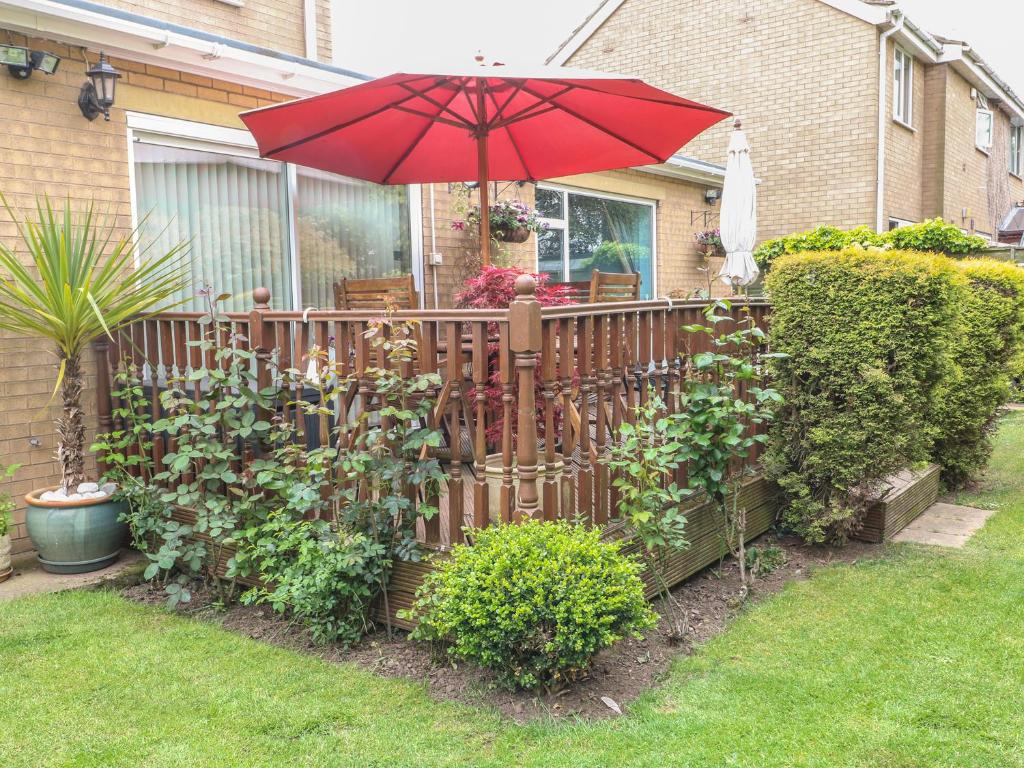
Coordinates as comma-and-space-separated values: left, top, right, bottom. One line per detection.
249, 287, 273, 394
510, 274, 542, 519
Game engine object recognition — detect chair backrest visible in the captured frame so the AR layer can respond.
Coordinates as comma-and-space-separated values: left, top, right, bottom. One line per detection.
551, 280, 592, 303
333, 275, 418, 311
589, 270, 641, 303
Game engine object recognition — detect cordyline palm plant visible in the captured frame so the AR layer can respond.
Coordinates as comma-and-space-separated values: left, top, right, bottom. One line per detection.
0, 195, 188, 492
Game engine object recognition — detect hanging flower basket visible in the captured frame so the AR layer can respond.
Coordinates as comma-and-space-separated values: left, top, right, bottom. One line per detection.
493, 225, 532, 243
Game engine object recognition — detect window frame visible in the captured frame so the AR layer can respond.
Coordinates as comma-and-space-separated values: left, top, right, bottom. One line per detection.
893, 46, 914, 128
975, 93, 994, 152
1010, 123, 1023, 177
535, 182, 658, 297
125, 112, 423, 310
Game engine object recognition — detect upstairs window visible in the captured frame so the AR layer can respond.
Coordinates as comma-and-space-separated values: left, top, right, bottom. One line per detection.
1010, 124, 1023, 176
893, 46, 913, 126
976, 93, 994, 151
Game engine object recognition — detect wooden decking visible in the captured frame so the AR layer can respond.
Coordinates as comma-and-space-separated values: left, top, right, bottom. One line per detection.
380, 473, 781, 630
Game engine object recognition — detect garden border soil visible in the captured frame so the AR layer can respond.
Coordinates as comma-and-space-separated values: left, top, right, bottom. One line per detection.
121, 531, 880, 723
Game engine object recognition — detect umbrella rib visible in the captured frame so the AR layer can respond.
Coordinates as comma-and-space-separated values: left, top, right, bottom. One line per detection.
488, 85, 575, 131
516, 83, 664, 163
483, 86, 533, 180
381, 82, 466, 184
396, 79, 477, 130
486, 80, 529, 127
261, 77, 454, 157
391, 105, 473, 130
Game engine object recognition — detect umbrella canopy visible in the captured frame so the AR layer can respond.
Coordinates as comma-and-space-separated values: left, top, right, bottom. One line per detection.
718, 122, 759, 287
241, 67, 729, 266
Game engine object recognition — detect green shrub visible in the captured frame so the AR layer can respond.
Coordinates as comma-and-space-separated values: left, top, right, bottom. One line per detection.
931, 260, 1024, 486
887, 219, 990, 255
754, 219, 988, 271
764, 249, 961, 543
240, 515, 386, 646
405, 520, 656, 690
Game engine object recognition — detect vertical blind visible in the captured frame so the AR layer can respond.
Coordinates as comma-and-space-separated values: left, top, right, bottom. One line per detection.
134, 141, 414, 312
134, 143, 292, 312
296, 167, 412, 309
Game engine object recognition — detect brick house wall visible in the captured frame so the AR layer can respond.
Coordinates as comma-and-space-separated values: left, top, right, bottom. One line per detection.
563, 0, 1024, 241
421, 170, 723, 308
99, 0, 332, 62
564, 0, 881, 241
0, 28, 293, 554
883, 39, 927, 225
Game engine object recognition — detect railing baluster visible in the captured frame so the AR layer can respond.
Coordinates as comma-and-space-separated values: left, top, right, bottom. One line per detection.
471, 322, 489, 528
558, 316, 576, 520
499, 323, 514, 524
445, 321, 464, 544
421, 320, 441, 546
541, 319, 558, 520
593, 313, 609, 525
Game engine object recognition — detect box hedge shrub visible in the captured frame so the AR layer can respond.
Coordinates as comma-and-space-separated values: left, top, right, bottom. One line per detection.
931, 260, 1024, 486
763, 249, 962, 543
754, 219, 988, 272
404, 520, 656, 691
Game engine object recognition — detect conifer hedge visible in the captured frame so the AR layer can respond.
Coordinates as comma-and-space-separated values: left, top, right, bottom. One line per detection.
766, 248, 1024, 543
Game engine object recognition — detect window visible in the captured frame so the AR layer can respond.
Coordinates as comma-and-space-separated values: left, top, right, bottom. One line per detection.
888, 217, 915, 230
128, 115, 417, 312
1011, 124, 1023, 176
893, 46, 913, 126
976, 93, 994, 151
536, 185, 655, 299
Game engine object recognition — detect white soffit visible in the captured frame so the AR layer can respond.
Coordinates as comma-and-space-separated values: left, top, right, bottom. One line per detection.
0, 0, 367, 96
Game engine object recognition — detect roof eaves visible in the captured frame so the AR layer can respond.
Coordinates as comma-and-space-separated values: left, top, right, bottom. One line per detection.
546, 0, 627, 66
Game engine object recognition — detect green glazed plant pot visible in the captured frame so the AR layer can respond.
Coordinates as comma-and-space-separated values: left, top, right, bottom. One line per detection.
24, 487, 128, 574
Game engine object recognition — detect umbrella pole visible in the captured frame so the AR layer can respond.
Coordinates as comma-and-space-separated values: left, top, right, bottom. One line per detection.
477, 131, 491, 268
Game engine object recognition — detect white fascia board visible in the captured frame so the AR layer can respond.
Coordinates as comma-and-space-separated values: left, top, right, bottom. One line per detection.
635, 156, 725, 186
547, 0, 626, 66
548, 0, 886, 68
817, 0, 886, 24
939, 44, 1024, 124
890, 16, 943, 63
0, 0, 364, 96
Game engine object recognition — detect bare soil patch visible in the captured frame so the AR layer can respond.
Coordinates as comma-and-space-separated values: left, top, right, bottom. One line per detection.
120, 532, 880, 723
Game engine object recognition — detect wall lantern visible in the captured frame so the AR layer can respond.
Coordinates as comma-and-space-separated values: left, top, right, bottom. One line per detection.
704, 188, 722, 206
1, 44, 61, 79
78, 53, 120, 122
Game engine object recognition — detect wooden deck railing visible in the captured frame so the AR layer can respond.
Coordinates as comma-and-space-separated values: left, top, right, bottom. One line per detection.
95, 278, 770, 549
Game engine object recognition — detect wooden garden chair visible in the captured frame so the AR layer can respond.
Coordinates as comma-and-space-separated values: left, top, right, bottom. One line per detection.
332, 275, 419, 311
589, 269, 641, 303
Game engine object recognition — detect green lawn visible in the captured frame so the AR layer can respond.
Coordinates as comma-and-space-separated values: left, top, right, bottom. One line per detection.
4, 414, 1024, 767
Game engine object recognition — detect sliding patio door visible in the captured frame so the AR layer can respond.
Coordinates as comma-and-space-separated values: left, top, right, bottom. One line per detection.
536, 185, 655, 299
134, 142, 293, 312
295, 167, 413, 309
130, 115, 419, 313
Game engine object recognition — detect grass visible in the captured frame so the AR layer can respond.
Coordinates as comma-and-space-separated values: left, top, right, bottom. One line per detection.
3, 414, 1024, 766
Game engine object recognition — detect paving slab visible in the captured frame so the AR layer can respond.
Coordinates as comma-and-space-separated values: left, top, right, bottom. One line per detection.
0, 549, 144, 602
892, 502, 995, 548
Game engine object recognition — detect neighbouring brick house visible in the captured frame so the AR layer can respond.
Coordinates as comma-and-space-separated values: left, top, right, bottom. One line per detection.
550, 0, 1024, 242
0, 0, 728, 554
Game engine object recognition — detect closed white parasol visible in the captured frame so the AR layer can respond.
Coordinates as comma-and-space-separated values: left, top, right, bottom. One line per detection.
718, 120, 759, 287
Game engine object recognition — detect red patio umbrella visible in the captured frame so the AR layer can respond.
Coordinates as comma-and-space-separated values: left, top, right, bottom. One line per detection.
240, 67, 729, 267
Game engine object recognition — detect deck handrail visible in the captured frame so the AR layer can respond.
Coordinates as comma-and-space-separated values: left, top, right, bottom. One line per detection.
95, 279, 772, 548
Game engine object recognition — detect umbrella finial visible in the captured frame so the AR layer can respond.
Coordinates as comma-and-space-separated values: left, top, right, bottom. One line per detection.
474, 52, 485, 65
733, 118, 742, 130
